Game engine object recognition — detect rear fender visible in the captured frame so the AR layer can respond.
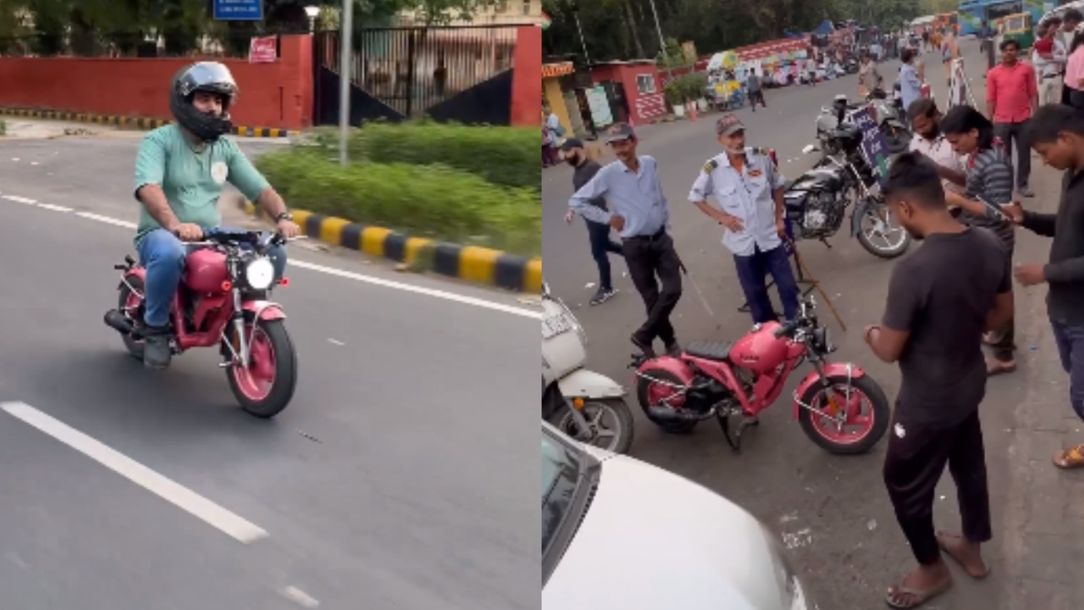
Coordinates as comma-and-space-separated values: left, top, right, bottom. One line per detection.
242, 300, 287, 321
792, 363, 866, 419
635, 355, 695, 386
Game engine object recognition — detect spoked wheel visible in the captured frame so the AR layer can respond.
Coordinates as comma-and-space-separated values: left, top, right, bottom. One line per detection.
225, 318, 297, 418
117, 275, 146, 360
797, 374, 890, 454
857, 203, 911, 259
551, 398, 634, 454
636, 369, 697, 434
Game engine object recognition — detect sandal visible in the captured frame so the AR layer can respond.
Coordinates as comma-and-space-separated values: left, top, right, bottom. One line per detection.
1053, 445, 1084, 469
885, 579, 953, 609
986, 358, 1016, 376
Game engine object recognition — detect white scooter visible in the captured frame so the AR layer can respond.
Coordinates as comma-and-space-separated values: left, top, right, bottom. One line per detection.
541, 282, 634, 454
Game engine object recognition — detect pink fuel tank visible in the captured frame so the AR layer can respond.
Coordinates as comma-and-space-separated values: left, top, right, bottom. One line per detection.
728, 321, 790, 374
184, 249, 229, 293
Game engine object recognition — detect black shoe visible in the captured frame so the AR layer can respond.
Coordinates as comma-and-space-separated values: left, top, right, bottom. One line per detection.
665, 342, 682, 357
141, 324, 172, 369
631, 333, 656, 358
589, 287, 617, 306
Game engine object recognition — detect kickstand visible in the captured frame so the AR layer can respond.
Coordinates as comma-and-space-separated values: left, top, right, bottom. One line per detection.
717, 413, 760, 453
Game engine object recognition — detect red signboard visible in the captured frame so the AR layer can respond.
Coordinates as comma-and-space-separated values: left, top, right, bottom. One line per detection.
248, 36, 277, 63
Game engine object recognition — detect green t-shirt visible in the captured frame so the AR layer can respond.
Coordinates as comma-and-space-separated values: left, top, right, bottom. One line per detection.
133, 124, 270, 246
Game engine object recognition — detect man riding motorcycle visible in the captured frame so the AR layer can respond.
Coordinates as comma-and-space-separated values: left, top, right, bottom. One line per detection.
133, 61, 302, 369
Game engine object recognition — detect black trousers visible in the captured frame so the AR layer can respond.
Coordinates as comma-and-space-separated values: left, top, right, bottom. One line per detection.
883, 409, 992, 565
622, 231, 682, 347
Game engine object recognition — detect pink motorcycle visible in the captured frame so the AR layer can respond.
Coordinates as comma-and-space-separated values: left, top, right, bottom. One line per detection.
633, 296, 889, 454
104, 229, 297, 418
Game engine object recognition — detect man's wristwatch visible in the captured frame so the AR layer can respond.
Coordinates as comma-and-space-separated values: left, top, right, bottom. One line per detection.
275, 212, 294, 223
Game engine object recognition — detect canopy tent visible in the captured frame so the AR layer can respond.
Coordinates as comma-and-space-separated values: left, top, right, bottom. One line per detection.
812, 20, 836, 36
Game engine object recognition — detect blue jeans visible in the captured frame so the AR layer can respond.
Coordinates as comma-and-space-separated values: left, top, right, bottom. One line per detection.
137, 227, 287, 328
734, 244, 800, 324
1051, 319, 1084, 421
585, 219, 623, 291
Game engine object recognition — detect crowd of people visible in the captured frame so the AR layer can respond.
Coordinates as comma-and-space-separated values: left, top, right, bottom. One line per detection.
557, 28, 1084, 608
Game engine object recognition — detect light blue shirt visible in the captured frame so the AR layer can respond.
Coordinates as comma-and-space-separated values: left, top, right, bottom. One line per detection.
899, 63, 922, 113
569, 156, 669, 238
688, 149, 786, 257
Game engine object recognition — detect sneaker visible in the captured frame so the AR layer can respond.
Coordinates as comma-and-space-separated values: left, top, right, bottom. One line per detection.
141, 324, 172, 369
1018, 186, 1035, 198
589, 287, 617, 306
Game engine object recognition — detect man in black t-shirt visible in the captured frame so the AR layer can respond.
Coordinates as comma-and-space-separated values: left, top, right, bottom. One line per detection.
562, 138, 625, 306
864, 153, 1014, 609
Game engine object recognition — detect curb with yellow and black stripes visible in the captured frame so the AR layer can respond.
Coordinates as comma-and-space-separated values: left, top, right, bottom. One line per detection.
243, 202, 542, 293
0, 107, 291, 138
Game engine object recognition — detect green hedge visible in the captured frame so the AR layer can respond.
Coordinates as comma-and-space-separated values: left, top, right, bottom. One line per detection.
256, 148, 540, 257
306, 122, 538, 189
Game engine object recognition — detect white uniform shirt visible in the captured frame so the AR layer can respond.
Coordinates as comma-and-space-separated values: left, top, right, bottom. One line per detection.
909, 132, 966, 195
688, 149, 786, 257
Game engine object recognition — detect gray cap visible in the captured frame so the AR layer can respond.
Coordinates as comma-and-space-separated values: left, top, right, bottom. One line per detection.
604, 122, 636, 143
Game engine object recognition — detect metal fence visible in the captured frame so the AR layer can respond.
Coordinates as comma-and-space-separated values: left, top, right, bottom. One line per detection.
315, 25, 518, 118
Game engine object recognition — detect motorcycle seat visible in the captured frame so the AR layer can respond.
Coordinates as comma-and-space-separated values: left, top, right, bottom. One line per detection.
684, 340, 733, 362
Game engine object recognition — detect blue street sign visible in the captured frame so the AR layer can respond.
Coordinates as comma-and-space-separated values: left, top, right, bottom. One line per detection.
213, 0, 263, 21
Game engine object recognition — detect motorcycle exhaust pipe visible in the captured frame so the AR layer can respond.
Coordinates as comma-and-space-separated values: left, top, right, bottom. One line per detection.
104, 309, 139, 337
647, 405, 709, 423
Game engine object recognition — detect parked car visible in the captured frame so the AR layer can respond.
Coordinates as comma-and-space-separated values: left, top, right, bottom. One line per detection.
542, 421, 816, 610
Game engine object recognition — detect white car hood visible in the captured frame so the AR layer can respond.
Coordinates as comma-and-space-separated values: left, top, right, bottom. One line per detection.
544, 452, 791, 610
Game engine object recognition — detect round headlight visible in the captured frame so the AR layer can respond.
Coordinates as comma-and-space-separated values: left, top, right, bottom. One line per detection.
245, 257, 275, 290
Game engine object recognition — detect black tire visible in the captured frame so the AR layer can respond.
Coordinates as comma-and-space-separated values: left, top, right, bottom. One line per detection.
226, 318, 297, 418
856, 203, 911, 259
798, 374, 890, 454
635, 369, 697, 434
549, 397, 634, 454
117, 275, 145, 361
881, 122, 911, 154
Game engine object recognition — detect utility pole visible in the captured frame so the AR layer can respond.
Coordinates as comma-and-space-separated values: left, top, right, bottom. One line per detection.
646, 0, 666, 56
338, 0, 354, 166
573, 7, 591, 64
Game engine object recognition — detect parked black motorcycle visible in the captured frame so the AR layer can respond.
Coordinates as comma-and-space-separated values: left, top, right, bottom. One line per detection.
784, 123, 911, 259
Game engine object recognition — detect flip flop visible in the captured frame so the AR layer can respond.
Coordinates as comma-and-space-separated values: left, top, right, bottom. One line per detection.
935, 531, 990, 579
884, 578, 953, 609
1053, 445, 1084, 469
986, 358, 1016, 377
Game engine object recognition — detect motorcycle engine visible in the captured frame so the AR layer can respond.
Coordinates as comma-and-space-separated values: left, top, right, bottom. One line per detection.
793, 190, 846, 239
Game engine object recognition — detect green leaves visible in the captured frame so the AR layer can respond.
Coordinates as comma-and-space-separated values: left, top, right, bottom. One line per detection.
257, 122, 542, 256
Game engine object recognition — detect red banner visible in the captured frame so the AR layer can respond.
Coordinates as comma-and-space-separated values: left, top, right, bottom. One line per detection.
248, 36, 277, 63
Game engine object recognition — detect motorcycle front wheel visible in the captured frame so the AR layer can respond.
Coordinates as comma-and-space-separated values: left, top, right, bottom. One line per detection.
226, 318, 297, 418
550, 397, 634, 454
856, 203, 911, 258
797, 374, 889, 454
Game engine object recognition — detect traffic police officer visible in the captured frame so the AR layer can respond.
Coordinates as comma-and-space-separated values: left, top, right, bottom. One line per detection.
688, 114, 801, 324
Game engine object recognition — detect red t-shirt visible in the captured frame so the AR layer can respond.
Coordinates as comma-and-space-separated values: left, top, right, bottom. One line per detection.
986, 62, 1037, 123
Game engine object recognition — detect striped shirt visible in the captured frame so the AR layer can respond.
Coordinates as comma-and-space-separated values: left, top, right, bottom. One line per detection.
960, 146, 1015, 247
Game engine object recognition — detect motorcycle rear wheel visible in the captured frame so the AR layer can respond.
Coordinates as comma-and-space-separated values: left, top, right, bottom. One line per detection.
117, 276, 145, 361
226, 318, 297, 418
636, 369, 697, 434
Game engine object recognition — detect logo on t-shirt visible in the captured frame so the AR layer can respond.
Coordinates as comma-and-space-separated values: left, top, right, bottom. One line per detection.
211, 161, 229, 185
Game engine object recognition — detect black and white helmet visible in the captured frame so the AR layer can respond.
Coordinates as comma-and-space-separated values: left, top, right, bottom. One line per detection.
170, 61, 238, 142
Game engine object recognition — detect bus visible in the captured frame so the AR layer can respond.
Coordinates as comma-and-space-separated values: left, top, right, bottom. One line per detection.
958, 0, 1047, 35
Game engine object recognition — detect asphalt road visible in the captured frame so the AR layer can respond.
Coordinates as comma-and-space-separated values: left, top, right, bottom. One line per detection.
542, 40, 1050, 608
0, 132, 538, 608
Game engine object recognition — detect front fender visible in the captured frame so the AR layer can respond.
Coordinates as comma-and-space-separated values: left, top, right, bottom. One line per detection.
557, 369, 625, 400
850, 198, 878, 237
242, 300, 286, 321
792, 363, 866, 419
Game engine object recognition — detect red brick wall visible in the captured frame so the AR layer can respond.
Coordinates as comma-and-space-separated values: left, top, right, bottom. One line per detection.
0, 35, 313, 130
